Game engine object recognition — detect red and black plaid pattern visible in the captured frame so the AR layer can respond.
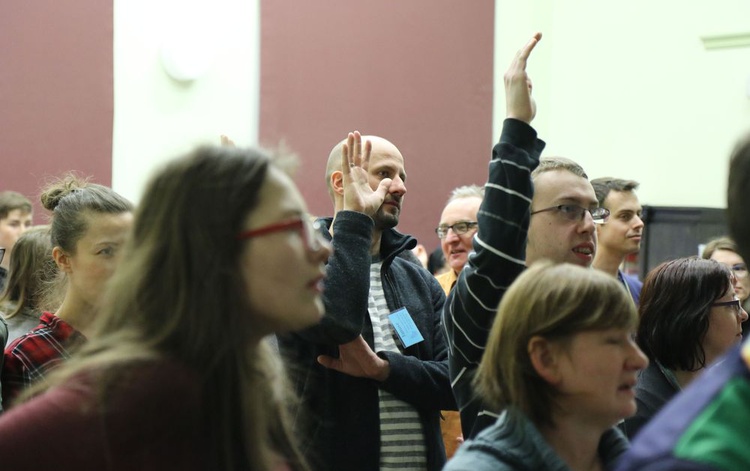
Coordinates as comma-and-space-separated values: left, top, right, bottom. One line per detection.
1, 312, 85, 406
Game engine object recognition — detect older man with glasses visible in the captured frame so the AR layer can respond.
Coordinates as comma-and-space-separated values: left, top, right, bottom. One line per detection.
434, 185, 484, 296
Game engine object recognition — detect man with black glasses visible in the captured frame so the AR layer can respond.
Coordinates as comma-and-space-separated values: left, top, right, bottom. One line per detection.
435, 185, 484, 295
443, 32, 610, 438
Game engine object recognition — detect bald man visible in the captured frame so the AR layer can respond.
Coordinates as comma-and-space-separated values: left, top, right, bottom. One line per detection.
278, 132, 454, 471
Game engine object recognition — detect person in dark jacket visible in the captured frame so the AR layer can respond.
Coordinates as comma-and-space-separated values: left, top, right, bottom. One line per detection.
620, 257, 746, 439
279, 131, 455, 471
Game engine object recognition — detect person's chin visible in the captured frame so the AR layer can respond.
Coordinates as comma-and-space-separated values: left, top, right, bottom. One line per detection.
569, 253, 593, 267
295, 302, 325, 330
449, 253, 466, 267
374, 213, 399, 229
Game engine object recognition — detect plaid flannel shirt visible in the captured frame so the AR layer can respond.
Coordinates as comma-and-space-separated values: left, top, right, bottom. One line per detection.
1, 312, 85, 407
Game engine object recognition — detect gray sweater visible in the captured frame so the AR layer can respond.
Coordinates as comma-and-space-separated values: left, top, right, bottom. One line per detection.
446, 408, 630, 471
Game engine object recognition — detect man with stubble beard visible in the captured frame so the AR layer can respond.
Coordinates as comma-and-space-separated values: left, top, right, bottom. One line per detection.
278, 132, 455, 471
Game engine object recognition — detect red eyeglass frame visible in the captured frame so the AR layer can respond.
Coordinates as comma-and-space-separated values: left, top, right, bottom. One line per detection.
237, 218, 322, 251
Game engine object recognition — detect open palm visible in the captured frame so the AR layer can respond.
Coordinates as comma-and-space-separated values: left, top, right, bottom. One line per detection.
341, 131, 392, 217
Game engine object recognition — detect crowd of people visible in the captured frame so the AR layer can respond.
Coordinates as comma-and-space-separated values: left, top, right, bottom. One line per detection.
0, 32, 748, 470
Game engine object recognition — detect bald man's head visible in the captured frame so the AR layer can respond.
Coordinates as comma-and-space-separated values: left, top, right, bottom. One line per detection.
325, 134, 407, 228
325, 135, 404, 197
325, 139, 347, 200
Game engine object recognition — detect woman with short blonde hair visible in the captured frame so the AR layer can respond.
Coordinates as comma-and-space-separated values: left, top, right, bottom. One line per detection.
446, 261, 647, 470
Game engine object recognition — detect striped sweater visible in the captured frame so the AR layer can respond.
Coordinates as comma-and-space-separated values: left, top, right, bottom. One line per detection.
442, 118, 545, 438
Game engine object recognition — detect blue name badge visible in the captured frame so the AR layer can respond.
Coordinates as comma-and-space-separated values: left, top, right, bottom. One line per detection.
388, 307, 424, 348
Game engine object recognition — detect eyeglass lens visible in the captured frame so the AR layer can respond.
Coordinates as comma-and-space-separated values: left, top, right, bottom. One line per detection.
558, 205, 608, 222
731, 264, 748, 278
436, 222, 476, 239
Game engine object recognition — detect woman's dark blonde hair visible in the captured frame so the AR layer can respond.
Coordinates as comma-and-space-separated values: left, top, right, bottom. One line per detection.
41, 174, 134, 254
30, 146, 308, 471
475, 261, 638, 428
35, 174, 133, 311
0, 225, 57, 318
701, 236, 739, 260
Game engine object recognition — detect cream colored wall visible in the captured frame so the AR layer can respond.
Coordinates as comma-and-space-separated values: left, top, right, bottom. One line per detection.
494, 0, 750, 208
112, 1, 750, 207
112, 0, 260, 203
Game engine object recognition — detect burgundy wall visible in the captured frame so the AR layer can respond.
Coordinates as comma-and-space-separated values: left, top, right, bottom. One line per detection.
0, 0, 113, 222
260, 0, 495, 251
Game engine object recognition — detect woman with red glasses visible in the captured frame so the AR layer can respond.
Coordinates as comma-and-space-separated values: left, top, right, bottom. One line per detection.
0, 146, 331, 471
621, 257, 748, 439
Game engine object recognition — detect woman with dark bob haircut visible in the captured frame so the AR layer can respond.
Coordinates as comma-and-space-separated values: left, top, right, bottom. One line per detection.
0, 146, 332, 470
621, 257, 747, 439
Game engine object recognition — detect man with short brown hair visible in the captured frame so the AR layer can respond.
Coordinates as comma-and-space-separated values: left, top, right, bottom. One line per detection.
0, 191, 33, 291
591, 178, 644, 304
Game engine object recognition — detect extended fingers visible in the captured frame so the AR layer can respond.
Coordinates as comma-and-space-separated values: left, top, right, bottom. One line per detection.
343, 131, 365, 169
360, 139, 372, 169
342, 131, 371, 172
352, 131, 362, 166
507, 32, 542, 81
516, 32, 542, 68
341, 141, 351, 176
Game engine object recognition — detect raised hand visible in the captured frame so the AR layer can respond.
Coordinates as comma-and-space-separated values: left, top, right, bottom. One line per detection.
504, 32, 542, 124
220, 134, 236, 147
341, 131, 393, 217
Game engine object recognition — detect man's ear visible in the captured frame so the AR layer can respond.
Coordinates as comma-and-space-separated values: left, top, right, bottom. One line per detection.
330, 170, 344, 197
52, 246, 72, 273
528, 335, 562, 386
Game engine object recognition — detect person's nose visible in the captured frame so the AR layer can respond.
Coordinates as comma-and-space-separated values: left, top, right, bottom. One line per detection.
740, 307, 748, 323
578, 210, 596, 234
627, 339, 649, 370
443, 228, 460, 244
310, 237, 332, 264
632, 215, 645, 231
389, 176, 407, 197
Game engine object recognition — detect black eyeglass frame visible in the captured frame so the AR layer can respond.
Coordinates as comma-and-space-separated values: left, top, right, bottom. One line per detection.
530, 204, 610, 224
711, 299, 744, 317
435, 221, 479, 239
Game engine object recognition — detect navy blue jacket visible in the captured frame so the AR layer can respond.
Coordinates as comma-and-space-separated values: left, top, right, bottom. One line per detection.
279, 211, 455, 471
